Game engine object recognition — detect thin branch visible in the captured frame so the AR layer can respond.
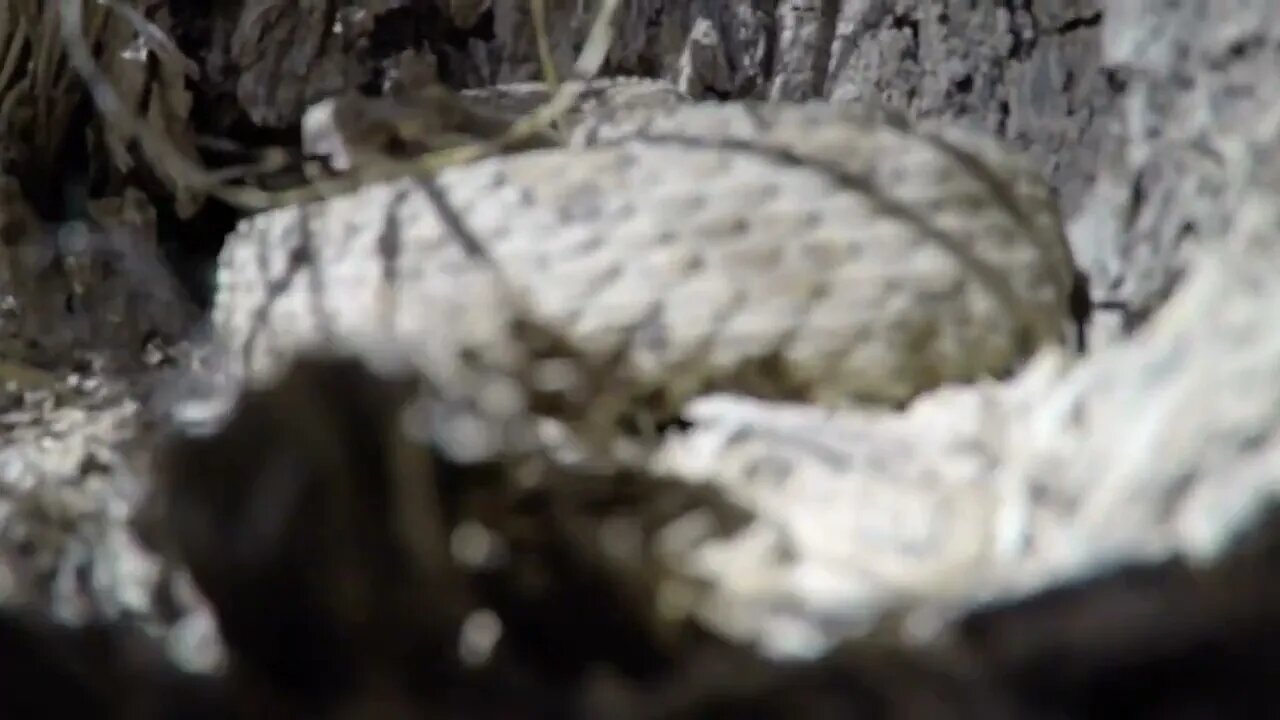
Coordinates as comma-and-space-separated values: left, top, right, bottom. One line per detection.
58, 0, 274, 207
532, 0, 559, 90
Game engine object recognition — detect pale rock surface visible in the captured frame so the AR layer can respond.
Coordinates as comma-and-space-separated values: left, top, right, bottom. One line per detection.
1071, 0, 1280, 340
655, 195, 1280, 656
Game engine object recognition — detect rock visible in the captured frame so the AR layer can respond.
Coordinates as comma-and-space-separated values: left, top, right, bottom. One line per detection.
823, 1, 1113, 218
7, 350, 1276, 719
653, 209, 1280, 653
1071, 0, 1280, 341
478, 1, 1114, 216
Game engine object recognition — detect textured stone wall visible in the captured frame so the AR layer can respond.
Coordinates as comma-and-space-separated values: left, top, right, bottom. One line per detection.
1070, 0, 1280, 338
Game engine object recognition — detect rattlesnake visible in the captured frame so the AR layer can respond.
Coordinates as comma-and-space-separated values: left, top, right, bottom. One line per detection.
191, 80, 1086, 654
162, 79, 1280, 657
216, 82, 1077, 452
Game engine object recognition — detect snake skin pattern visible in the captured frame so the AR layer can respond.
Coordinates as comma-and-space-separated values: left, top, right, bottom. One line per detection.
216, 90, 1076, 442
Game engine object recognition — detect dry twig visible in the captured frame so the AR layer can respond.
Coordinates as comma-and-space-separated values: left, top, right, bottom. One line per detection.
58, 0, 624, 211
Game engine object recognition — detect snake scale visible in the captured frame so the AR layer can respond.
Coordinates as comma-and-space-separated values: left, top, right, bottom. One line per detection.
212, 79, 1077, 453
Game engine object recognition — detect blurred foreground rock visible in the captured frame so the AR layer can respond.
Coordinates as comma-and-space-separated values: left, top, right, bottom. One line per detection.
3, 350, 1280, 718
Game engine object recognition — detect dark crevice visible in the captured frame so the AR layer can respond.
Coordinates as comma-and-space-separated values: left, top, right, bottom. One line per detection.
1103, 68, 1130, 94
889, 12, 920, 64
134, 99, 298, 308
367, 3, 496, 87
1006, 2, 1037, 62
890, 12, 921, 50
152, 197, 239, 310
22, 93, 97, 223
1206, 34, 1268, 71
1053, 12, 1103, 35
888, 12, 918, 37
